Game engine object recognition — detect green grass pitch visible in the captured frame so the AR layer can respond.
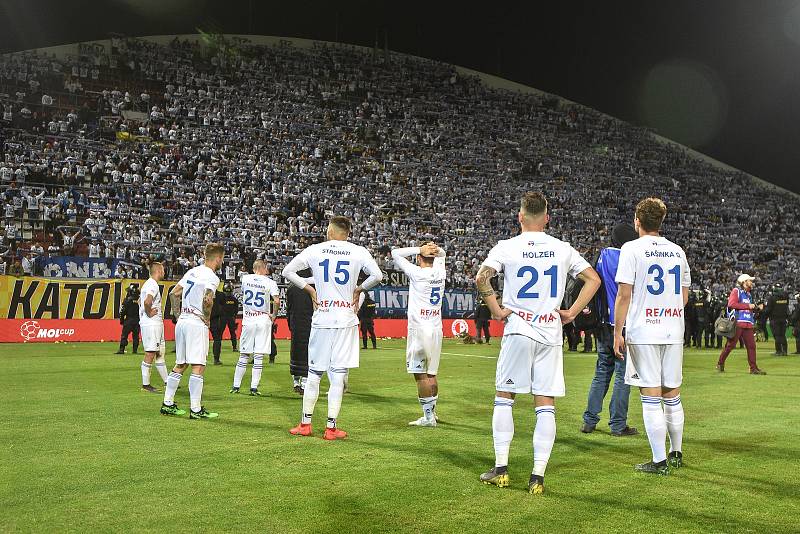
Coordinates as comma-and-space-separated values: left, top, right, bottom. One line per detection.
1, 338, 799, 533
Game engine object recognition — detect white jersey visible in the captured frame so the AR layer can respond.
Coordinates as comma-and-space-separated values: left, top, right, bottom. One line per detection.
241, 273, 279, 326
138, 277, 162, 327
482, 232, 591, 346
391, 247, 446, 328
177, 265, 220, 324
282, 240, 382, 328
615, 235, 691, 345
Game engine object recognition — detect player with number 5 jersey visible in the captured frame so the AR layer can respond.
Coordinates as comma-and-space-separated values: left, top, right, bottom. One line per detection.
391, 242, 446, 427
613, 197, 691, 476
476, 192, 600, 495
282, 216, 383, 440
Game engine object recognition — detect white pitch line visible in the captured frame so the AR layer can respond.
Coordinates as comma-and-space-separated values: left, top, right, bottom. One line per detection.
441, 351, 497, 360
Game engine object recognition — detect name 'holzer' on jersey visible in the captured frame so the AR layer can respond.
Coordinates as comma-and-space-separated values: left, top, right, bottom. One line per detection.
522, 250, 555, 259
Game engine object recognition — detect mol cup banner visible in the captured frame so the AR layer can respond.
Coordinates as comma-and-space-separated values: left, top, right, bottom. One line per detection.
0, 275, 178, 320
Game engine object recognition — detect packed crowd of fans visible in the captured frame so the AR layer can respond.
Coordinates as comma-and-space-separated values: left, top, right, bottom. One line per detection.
1, 35, 798, 294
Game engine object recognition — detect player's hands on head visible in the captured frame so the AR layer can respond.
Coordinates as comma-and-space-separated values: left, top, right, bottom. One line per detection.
420, 243, 437, 257
613, 333, 625, 360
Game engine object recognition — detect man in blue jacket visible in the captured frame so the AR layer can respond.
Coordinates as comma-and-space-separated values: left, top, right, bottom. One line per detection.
580, 223, 639, 436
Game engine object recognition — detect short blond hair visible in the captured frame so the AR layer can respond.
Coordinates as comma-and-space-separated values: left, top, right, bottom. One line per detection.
204, 243, 225, 260
635, 198, 667, 232
149, 262, 163, 275
329, 216, 352, 235
521, 192, 547, 218
252, 259, 266, 273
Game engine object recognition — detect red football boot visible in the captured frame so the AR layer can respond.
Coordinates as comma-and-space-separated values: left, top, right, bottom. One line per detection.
289, 423, 313, 436
323, 427, 348, 440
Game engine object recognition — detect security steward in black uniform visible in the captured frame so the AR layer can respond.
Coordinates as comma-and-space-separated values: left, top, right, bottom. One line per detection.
475, 295, 492, 345
116, 284, 140, 354
287, 269, 313, 394
211, 282, 239, 365
790, 293, 800, 354
708, 294, 724, 349
764, 285, 789, 355
693, 290, 708, 349
358, 292, 378, 349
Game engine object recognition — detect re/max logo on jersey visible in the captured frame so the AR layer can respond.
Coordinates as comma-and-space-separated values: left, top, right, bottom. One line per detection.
317, 300, 352, 308
645, 307, 683, 318
419, 308, 441, 317
515, 310, 558, 323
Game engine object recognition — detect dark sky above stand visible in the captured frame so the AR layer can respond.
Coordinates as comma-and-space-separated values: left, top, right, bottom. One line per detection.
1, 0, 798, 192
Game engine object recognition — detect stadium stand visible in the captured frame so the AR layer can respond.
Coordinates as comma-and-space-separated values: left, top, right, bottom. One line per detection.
1, 35, 797, 295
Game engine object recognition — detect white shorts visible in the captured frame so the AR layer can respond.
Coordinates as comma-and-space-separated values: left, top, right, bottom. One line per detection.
406, 326, 443, 375
308, 326, 359, 372
625, 344, 683, 388
175, 319, 209, 366
495, 334, 565, 397
240, 322, 271, 354
141, 324, 164, 353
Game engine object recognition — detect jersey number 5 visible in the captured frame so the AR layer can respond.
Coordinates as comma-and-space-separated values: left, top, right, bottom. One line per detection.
319, 259, 350, 285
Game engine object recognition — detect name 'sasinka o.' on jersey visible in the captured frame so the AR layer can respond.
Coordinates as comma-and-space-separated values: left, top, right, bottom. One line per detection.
283, 240, 383, 328
482, 232, 591, 346
177, 265, 221, 323
240, 273, 279, 325
391, 247, 446, 328
615, 236, 691, 345
138, 277, 162, 327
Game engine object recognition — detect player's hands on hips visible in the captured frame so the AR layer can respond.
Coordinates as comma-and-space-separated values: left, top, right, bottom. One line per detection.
613, 333, 625, 360
558, 309, 576, 325
493, 307, 513, 322
305, 285, 319, 311
352, 286, 363, 309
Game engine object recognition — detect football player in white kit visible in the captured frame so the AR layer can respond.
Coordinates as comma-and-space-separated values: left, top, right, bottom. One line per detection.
231, 260, 280, 396
160, 243, 224, 419
476, 192, 600, 494
139, 262, 167, 393
391, 242, 446, 427
282, 217, 383, 440
613, 198, 690, 475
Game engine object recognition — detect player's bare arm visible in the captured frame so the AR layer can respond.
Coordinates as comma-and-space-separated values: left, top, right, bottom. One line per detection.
558, 267, 601, 324
682, 286, 689, 307
202, 288, 215, 326
271, 295, 280, 322
613, 282, 633, 359
144, 294, 157, 318
170, 284, 183, 318
475, 265, 512, 321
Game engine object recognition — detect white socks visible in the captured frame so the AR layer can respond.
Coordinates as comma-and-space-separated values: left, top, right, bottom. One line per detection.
663, 395, 684, 453
492, 397, 515, 467
533, 406, 556, 476
419, 396, 438, 421
233, 354, 249, 389
641, 395, 668, 462
141, 361, 152, 386
163, 371, 182, 405
251, 355, 264, 390
301, 372, 322, 424
327, 370, 346, 428
189, 373, 204, 413
154, 356, 168, 383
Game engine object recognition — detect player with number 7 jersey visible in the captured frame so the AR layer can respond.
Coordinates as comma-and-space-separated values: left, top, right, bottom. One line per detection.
282, 217, 383, 440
